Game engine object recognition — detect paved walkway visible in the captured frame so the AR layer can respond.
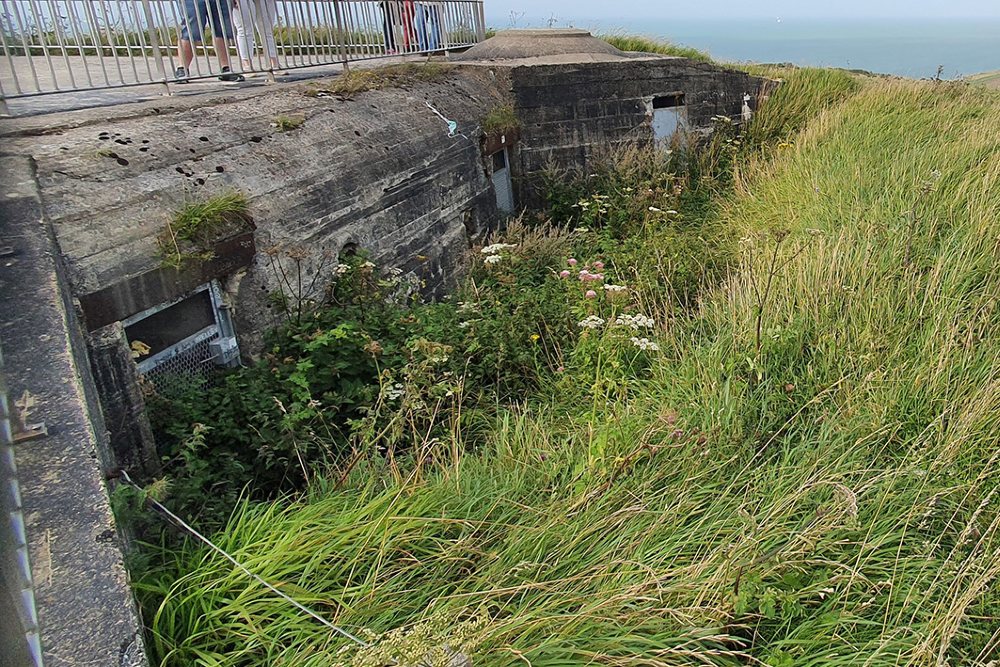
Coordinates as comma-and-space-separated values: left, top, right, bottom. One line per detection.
1, 53, 439, 117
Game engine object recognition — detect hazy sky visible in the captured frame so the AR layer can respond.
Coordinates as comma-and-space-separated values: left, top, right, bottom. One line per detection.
486, 0, 1000, 20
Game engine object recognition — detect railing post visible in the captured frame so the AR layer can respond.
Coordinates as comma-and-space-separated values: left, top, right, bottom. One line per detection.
475, 1, 486, 41
139, 0, 171, 96
333, 0, 350, 73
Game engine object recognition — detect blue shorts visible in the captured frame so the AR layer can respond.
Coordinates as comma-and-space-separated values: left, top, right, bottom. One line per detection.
180, 0, 233, 42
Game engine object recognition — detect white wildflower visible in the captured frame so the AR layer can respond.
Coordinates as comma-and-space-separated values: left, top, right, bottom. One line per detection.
573, 227, 590, 233
388, 267, 403, 276
360, 261, 375, 269
484, 254, 503, 265
614, 314, 654, 330
577, 315, 606, 330
603, 284, 628, 293
335, 263, 351, 276
481, 243, 516, 255
382, 383, 405, 400
630, 336, 660, 352
648, 206, 661, 212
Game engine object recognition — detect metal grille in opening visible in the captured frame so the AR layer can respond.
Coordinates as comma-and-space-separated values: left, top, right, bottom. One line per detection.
125, 282, 234, 398
139, 332, 221, 396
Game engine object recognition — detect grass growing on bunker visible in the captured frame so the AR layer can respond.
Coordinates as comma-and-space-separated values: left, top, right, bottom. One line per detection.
307, 62, 455, 98
600, 33, 711, 62
482, 104, 519, 135
273, 114, 305, 131
157, 191, 251, 269
137, 74, 1000, 666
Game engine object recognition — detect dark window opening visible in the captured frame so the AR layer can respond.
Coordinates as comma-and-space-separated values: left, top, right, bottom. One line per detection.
124, 290, 214, 358
653, 93, 685, 109
339, 242, 359, 260
491, 149, 507, 172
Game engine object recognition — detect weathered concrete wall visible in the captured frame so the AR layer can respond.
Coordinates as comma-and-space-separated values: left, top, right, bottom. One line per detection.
504, 57, 765, 206
0, 155, 146, 666
2, 68, 508, 356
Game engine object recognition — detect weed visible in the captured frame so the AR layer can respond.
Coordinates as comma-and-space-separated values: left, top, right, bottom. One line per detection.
307, 62, 454, 98
157, 191, 251, 269
273, 114, 305, 131
482, 104, 519, 135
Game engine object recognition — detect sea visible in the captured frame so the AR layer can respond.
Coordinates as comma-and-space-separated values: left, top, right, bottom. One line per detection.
485, 16, 1000, 79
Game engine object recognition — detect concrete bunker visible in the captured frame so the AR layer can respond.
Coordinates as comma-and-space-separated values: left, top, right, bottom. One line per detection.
31, 29, 768, 477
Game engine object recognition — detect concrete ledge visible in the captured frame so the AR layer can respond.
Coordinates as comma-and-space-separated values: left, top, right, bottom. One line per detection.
0, 154, 147, 667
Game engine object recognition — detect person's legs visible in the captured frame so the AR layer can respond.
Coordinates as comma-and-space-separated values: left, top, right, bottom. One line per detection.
205, 0, 234, 71
256, 0, 279, 68
233, 0, 256, 67
177, 38, 195, 69
381, 1, 397, 53
175, 0, 204, 78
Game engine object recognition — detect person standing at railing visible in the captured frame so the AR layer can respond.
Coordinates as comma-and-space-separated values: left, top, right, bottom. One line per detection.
233, 0, 281, 73
380, 1, 416, 54
174, 0, 244, 82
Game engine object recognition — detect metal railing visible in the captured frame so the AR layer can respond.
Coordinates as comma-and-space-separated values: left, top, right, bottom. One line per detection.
0, 0, 485, 105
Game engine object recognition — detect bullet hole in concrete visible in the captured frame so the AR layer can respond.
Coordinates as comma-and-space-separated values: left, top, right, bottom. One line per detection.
194, 178, 205, 186
250, 136, 263, 143
103, 151, 120, 159
116, 157, 129, 166
141, 139, 149, 144
189, 148, 196, 153
60, 146, 69, 151
199, 136, 209, 142
215, 165, 225, 173
139, 147, 149, 152
354, 130, 361, 136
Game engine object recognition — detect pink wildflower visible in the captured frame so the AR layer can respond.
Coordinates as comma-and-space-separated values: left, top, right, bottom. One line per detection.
594, 261, 605, 270
559, 270, 571, 278
568, 258, 578, 266
585, 290, 598, 299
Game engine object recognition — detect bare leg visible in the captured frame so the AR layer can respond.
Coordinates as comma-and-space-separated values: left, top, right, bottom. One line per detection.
212, 36, 231, 69
177, 38, 195, 69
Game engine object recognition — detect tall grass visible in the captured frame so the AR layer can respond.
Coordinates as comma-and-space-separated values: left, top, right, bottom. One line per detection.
599, 33, 711, 62
138, 78, 1000, 665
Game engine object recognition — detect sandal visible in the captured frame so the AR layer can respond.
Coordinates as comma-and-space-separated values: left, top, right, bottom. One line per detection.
218, 67, 245, 82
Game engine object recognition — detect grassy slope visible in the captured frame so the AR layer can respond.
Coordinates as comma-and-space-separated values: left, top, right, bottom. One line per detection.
141, 78, 1000, 666
966, 70, 1000, 89
599, 34, 711, 62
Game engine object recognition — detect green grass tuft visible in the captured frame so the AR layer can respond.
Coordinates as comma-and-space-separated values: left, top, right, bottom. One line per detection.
157, 191, 250, 268
273, 114, 305, 131
482, 104, 519, 135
